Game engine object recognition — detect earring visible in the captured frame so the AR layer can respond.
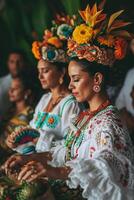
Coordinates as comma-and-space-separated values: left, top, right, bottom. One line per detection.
93, 85, 101, 93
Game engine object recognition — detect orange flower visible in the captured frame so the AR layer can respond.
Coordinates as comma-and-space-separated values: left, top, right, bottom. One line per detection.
47, 37, 63, 48
48, 117, 54, 124
67, 39, 77, 51
98, 35, 115, 47
79, 4, 106, 27
114, 37, 128, 60
32, 41, 42, 59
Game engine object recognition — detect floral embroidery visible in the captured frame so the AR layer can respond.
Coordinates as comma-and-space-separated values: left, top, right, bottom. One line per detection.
45, 114, 59, 128
34, 112, 60, 129
90, 146, 96, 158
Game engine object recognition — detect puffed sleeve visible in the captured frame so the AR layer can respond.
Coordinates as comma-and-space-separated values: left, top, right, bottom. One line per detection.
65, 118, 134, 200
48, 139, 66, 167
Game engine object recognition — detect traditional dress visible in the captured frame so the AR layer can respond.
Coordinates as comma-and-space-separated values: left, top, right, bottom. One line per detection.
15, 93, 82, 154
0, 106, 34, 163
49, 104, 134, 200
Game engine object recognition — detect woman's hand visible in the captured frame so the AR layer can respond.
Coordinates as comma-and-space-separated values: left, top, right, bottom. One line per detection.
6, 132, 18, 149
17, 160, 71, 183
2, 154, 29, 174
6, 126, 31, 149
18, 161, 47, 183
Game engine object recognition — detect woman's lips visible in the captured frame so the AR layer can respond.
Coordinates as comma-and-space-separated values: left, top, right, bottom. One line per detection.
72, 92, 79, 96
40, 81, 46, 85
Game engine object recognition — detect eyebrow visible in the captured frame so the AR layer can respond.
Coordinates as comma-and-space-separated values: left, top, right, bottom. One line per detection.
37, 66, 49, 70
71, 75, 81, 78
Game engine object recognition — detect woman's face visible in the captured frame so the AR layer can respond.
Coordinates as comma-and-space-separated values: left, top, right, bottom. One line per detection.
68, 61, 94, 102
37, 59, 64, 90
8, 78, 26, 102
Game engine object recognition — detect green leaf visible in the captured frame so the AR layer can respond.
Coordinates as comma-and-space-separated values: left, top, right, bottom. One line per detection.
31, 0, 51, 39
60, 0, 81, 15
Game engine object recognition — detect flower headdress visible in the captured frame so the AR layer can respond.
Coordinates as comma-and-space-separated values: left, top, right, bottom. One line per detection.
32, 15, 76, 63
67, 3, 132, 66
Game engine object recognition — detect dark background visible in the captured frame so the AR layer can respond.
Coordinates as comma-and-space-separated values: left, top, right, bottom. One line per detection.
0, 0, 134, 76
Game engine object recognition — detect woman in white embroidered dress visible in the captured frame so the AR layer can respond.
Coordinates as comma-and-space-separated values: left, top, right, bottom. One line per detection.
3, 4, 134, 200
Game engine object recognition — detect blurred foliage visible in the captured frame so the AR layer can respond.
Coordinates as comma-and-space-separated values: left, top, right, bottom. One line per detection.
0, 0, 83, 75
0, 0, 134, 76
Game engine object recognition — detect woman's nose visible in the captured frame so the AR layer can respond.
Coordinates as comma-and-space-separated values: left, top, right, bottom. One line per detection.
68, 81, 74, 90
8, 88, 13, 95
38, 73, 43, 80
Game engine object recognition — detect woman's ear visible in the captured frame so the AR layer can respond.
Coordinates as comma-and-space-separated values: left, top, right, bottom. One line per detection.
93, 72, 103, 85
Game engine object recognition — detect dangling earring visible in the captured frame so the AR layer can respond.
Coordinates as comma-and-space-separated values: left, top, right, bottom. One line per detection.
24, 95, 28, 100
93, 85, 101, 93
59, 78, 63, 85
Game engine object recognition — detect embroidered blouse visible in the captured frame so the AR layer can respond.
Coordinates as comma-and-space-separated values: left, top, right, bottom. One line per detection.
23, 93, 82, 153
50, 105, 134, 200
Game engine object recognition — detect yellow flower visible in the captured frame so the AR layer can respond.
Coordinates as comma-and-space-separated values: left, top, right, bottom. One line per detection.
47, 37, 63, 48
73, 24, 93, 44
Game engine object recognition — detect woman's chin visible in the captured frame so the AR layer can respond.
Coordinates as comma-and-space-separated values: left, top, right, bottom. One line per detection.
41, 85, 49, 89
75, 96, 84, 103
9, 98, 15, 102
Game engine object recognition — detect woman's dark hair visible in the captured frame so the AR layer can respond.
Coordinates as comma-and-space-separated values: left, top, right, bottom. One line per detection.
14, 69, 41, 107
71, 58, 112, 90
52, 61, 70, 87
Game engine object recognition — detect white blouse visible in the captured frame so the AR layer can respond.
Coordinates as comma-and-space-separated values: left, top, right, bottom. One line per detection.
30, 93, 82, 152
49, 105, 134, 200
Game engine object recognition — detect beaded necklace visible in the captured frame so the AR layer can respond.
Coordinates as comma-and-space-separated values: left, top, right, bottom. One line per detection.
65, 100, 111, 161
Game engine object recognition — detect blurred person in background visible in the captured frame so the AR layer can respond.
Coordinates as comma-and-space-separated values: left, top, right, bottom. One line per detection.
108, 38, 134, 104
0, 72, 35, 163
115, 38, 134, 143
0, 49, 27, 116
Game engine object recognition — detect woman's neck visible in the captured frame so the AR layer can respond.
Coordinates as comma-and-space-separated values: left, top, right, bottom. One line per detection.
88, 92, 109, 112
50, 85, 70, 99
15, 101, 27, 114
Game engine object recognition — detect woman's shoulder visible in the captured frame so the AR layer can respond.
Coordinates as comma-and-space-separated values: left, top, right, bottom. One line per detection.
90, 105, 127, 133
62, 94, 75, 101
39, 92, 51, 101
58, 94, 83, 117
36, 92, 51, 108
60, 94, 82, 109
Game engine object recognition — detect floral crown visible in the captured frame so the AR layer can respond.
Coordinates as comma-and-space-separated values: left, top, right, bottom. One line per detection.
67, 3, 132, 66
32, 14, 76, 63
